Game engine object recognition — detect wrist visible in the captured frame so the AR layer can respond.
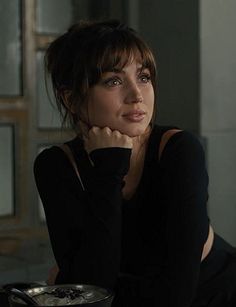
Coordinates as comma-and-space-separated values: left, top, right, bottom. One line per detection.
89, 147, 131, 176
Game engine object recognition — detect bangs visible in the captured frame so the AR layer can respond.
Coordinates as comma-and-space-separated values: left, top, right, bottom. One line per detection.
88, 32, 156, 85
46, 19, 158, 132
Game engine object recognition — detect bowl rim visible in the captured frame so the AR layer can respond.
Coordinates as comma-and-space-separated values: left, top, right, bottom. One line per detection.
9, 284, 114, 306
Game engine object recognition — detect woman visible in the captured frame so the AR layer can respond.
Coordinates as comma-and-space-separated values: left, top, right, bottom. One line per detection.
34, 20, 236, 306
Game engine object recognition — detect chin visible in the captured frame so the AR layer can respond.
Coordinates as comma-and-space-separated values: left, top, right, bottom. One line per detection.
119, 124, 150, 138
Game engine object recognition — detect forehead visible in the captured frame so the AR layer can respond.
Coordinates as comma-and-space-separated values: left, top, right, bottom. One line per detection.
111, 60, 147, 74
100, 48, 146, 72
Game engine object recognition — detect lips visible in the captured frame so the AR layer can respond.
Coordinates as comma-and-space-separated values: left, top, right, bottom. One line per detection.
123, 110, 146, 117
122, 110, 146, 122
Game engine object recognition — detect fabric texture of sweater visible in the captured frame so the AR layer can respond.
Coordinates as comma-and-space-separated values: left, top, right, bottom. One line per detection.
34, 125, 236, 307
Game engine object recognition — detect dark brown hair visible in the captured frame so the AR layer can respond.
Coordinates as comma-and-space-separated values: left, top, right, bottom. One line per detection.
45, 19, 157, 133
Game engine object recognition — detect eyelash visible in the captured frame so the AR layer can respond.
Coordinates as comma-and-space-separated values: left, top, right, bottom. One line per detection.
103, 73, 151, 87
104, 77, 122, 87
139, 73, 151, 83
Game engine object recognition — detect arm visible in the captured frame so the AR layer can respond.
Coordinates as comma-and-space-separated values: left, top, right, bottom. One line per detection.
119, 131, 209, 306
34, 145, 131, 289
159, 130, 213, 260
161, 131, 209, 306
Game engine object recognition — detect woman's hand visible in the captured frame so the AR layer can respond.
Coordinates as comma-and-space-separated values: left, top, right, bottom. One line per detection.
83, 126, 133, 154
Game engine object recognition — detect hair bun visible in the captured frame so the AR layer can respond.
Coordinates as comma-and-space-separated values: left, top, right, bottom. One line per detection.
67, 20, 93, 34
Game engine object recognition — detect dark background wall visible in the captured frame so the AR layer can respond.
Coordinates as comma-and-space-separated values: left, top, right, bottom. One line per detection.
139, 0, 199, 133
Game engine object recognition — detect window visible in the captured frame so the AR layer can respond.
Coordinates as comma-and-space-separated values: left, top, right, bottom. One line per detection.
0, 0, 128, 245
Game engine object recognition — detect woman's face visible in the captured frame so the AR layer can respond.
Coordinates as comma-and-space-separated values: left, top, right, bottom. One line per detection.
83, 58, 155, 137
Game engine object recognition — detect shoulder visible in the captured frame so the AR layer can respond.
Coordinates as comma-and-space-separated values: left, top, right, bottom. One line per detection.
159, 129, 206, 165
34, 146, 67, 177
157, 130, 209, 194
34, 145, 65, 166
158, 128, 183, 160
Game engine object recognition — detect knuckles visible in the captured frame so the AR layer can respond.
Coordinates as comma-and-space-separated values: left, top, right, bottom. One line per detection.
112, 130, 122, 138
85, 126, 133, 152
89, 126, 100, 134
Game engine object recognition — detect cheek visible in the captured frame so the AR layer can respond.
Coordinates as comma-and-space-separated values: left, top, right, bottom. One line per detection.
91, 99, 115, 114
145, 90, 155, 122
146, 88, 155, 109
88, 93, 118, 122
96, 88, 120, 107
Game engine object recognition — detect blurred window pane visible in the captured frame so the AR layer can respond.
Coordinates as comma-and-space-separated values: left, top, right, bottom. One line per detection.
0, 0, 21, 96
0, 125, 14, 216
37, 51, 61, 129
36, 0, 73, 34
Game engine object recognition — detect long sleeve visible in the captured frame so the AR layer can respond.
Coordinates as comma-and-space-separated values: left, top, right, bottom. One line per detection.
158, 131, 209, 306
115, 130, 209, 307
34, 145, 131, 289
144, 131, 209, 307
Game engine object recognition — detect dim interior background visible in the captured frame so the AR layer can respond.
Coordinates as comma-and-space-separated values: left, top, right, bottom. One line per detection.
0, 0, 235, 285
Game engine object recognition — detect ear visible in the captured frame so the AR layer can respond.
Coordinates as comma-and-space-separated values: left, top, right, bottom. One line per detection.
61, 90, 77, 114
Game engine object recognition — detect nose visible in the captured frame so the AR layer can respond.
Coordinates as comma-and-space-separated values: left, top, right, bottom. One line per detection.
124, 81, 143, 104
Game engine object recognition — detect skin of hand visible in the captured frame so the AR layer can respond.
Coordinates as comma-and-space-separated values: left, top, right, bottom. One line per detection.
83, 126, 133, 154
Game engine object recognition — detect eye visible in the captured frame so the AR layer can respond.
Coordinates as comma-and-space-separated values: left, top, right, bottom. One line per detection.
104, 77, 122, 87
139, 73, 151, 83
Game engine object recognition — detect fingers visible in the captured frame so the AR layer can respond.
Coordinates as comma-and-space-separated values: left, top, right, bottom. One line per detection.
83, 126, 133, 153
88, 126, 112, 137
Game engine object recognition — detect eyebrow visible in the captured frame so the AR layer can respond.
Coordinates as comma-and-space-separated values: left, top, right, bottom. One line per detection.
106, 66, 147, 74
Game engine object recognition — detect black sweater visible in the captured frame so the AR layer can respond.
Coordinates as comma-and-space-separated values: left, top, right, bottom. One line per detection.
34, 125, 209, 307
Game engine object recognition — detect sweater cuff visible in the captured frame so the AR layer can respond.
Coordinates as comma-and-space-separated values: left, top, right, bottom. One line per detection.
89, 147, 132, 176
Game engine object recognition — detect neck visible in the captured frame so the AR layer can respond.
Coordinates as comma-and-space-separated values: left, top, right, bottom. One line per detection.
123, 126, 152, 191
129, 126, 151, 167
132, 125, 151, 151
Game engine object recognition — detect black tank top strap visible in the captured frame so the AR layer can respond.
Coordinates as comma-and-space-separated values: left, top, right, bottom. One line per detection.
146, 124, 179, 165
